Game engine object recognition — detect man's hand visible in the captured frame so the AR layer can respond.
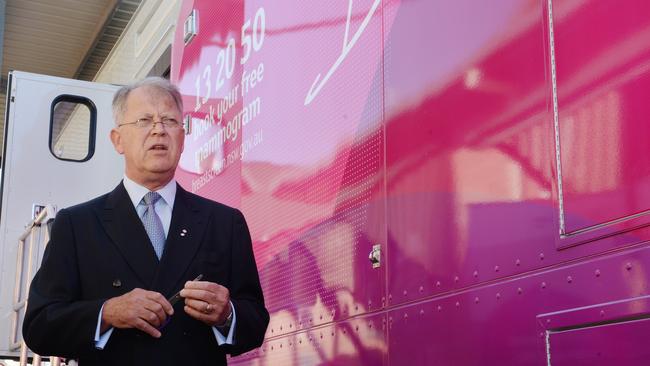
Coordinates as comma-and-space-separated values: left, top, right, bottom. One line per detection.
101, 288, 174, 338
180, 280, 231, 327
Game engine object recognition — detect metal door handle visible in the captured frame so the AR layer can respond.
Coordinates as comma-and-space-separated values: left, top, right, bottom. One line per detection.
369, 244, 381, 268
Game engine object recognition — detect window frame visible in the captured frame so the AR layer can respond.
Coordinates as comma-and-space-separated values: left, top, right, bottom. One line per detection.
48, 94, 97, 162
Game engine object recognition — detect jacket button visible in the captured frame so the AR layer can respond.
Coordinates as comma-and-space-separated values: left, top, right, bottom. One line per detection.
112, 279, 122, 287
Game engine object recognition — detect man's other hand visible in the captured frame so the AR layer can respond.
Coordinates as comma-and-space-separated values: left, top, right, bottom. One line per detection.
102, 288, 174, 338
180, 280, 231, 327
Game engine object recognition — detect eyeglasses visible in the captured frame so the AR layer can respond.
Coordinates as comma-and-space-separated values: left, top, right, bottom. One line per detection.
118, 117, 182, 129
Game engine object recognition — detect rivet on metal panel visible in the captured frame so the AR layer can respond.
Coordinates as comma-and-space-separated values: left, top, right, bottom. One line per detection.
279, 325, 283, 331
454, 276, 459, 283
419, 285, 424, 293
595, 269, 601, 277
539, 253, 545, 260
420, 309, 425, 316
403, 313, 408, 320
455, 301, 460, 308
541, 282, 547, 289
474, 297, 479, 304
567, 276, 573, 283
494, 265, 500, 272
516, 259, 521, 266
388, 294, 393, 301
517, 288, 523, 294
496, 293, 501, 300
403, 290, 407, 296
436, 281, 442, 287
626, 262, 633, 271
473, 270, 478, 278
289, 323, 293, 328
600, 310, 605, 317
437, 305, 442, 312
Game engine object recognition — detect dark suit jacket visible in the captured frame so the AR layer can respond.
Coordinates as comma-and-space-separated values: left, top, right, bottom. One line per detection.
23, 182, 269, 365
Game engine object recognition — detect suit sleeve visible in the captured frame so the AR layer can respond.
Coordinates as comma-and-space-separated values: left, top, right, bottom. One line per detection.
23, 209, 105, 358
223, 209, 269, 356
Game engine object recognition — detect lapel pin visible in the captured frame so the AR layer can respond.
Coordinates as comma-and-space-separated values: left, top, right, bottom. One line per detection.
112, 279, 122, 288
181, 228, 188, 237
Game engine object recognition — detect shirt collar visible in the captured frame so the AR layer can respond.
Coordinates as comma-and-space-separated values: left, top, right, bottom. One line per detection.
122, 174, 177, 209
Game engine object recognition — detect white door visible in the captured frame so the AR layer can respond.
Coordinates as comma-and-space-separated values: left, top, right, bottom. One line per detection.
0, 71, 123, 357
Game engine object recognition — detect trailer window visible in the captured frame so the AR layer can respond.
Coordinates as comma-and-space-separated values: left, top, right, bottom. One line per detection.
49, 95, 96, 162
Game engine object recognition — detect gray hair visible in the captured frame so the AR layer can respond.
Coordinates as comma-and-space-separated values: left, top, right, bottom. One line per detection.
112, 77, 183, 124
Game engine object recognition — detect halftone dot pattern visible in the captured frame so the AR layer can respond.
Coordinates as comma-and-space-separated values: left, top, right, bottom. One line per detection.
241, 0, 385, 344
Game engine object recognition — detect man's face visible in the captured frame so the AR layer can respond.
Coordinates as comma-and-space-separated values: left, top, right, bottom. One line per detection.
110, 86, 184, 186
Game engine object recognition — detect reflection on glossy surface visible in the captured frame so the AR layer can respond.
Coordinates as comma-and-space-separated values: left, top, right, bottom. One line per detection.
555, 0, 650, 235
171, 0, 650, 364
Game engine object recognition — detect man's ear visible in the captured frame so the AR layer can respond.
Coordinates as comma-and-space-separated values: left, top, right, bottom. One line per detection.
110, 128, 125, 154
180, 133, 185, 153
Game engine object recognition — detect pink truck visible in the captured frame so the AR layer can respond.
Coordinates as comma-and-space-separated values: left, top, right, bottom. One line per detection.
171, 0, 650, 364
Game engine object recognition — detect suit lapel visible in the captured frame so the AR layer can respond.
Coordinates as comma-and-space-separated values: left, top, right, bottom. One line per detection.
152, 184, 207, 296
96, 182, 159, 287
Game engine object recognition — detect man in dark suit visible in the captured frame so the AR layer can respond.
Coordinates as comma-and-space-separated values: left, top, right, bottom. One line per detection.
23, 77, 269, 365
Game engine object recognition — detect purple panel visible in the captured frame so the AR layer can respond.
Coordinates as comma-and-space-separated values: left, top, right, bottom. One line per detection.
230, 313, 387, 365
538, 295, 650, 330
554, 0, 650, 236
539, 295, 650, 364
549, 319, 650, 365
388, 245, 650, 365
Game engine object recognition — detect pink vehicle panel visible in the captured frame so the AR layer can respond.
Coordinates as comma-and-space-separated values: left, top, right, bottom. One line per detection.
171, 0, 650, 364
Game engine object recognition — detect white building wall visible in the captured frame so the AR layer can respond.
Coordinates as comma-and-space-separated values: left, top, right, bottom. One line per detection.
94, 0, 181, 84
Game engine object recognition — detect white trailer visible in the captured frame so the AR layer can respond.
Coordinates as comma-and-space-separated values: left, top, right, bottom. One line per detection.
0, 71, 122, 364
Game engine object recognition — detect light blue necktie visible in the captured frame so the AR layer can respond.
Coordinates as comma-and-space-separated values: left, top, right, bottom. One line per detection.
141, 192, 165, 259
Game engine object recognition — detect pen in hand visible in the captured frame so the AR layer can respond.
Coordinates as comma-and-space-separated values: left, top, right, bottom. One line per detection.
167, 274, 203, 306
159, 274, 203, 329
